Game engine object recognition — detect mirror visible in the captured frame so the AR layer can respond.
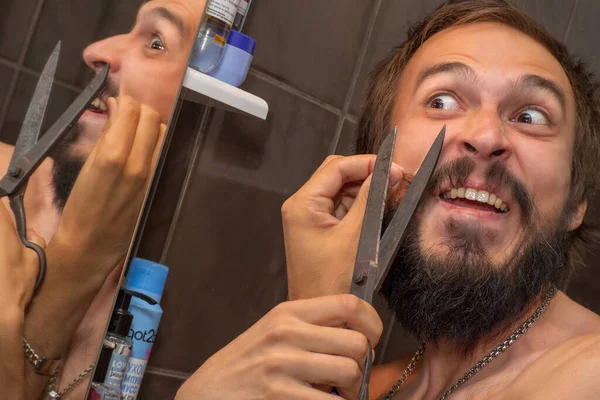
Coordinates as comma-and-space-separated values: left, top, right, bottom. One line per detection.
0, 1, 210, 399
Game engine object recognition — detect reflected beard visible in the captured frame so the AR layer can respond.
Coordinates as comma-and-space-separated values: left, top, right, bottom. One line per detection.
49, 76, 118, 211
381, 159, 570, 352
50, 122, 85, 211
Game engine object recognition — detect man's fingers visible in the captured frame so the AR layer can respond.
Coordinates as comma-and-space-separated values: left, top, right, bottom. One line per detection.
148, 123, 167, 182
302, 155, 377, 200
266, 322, 371, 368
302, 155, 404, 207
282, 295, 383, 346
313, 154, 343, 175
96, 96, 140, 167
125, 104, 162, 181
262, 378, 340, 400
276, 351, 363, 397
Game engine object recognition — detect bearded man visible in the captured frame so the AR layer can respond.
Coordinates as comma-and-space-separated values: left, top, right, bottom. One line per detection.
177, 1, 600, 399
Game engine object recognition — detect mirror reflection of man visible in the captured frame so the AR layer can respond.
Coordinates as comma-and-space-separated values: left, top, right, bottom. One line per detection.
0, 0, 207, 398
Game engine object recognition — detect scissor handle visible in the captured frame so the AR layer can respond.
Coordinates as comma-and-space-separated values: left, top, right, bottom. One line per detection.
9, 193, 46, 290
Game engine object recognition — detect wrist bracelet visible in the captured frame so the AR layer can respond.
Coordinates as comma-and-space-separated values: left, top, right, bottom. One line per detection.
22, 337, 62, 376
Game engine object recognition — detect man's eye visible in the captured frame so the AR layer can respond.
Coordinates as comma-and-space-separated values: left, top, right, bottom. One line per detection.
150, 36, 165, 50
511, 108, 548, 125
428, 94, 459, 111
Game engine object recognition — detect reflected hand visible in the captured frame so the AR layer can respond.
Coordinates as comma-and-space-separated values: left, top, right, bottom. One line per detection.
50, 95, 165, 283
282, 155, 403, 300
0, 202, 45, 399
176, 295, 383, 400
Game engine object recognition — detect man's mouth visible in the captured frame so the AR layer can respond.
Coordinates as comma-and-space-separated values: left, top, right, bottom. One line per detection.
88, 97, 108, 114
439, 187, 509, 213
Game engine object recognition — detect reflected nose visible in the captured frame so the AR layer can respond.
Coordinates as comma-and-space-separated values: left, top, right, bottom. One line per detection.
83, 34, 127, 74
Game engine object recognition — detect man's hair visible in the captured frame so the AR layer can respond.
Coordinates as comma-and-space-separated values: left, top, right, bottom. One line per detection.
356, 0, 600, 273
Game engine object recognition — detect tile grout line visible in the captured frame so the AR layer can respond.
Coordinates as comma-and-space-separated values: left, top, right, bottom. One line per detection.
329, 0, 383, 154
0, 57, 82, 92
0, 0, 47, 134
562, 0, 579, 44
247, 67, 343, 117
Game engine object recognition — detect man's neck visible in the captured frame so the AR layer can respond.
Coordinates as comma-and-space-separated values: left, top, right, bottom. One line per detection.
371, 289, 596, 399
416, 289, 554, 398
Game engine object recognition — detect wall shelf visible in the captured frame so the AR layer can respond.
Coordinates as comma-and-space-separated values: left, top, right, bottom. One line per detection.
181, 67, 268, 120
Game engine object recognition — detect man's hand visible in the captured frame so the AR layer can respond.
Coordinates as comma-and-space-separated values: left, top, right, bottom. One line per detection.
0, 202, 45, 400
282, 155, 404, 300
176, 294, 383, 400
50, 95, 165, 284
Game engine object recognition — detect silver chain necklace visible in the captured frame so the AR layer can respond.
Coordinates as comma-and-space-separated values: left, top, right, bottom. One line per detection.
47, 361, 96, 399
382, 285, 557, 400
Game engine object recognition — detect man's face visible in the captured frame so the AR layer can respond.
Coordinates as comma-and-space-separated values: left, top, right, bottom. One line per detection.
380, 22, 582, 345
390, 22, 580, 266
74, 0, 206, 157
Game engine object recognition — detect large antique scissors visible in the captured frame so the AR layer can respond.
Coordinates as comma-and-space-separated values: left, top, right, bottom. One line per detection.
350, 125, 445, 400
0, 42, 108, 290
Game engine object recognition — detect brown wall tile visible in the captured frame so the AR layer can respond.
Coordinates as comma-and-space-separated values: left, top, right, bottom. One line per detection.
243, 0, 376, 108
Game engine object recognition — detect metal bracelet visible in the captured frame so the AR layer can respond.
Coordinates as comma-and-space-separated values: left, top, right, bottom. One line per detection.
22, 337, 62, 376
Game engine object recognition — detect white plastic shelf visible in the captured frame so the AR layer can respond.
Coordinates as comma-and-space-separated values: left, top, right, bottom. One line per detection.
181, 67, 268, 120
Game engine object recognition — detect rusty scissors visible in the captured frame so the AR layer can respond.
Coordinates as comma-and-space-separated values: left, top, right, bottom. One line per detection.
349, 125, 445, 400
0, 42, 108, 290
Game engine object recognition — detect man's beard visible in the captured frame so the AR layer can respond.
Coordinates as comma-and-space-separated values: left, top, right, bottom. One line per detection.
381, 157, 571, 352
50, 122, 85, 210
50, 75, 118, 211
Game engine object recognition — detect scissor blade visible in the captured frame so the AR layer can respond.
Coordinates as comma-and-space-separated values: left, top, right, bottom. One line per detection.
350, 127, 397, 303
8, 42, 60, 172
0, 65, 108, 197
374, 125, 445, 290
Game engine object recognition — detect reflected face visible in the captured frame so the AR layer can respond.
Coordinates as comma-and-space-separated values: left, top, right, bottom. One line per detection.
50, 0, 206, 209
390, 22, 579, 266
74, 0, 206, 157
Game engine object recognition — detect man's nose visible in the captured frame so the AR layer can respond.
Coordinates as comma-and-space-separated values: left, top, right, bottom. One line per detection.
83, 34, 127, 73
456, 109, 511, 161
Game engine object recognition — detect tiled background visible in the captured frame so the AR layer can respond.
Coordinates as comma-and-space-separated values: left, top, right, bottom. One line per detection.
2, 1, 600, 399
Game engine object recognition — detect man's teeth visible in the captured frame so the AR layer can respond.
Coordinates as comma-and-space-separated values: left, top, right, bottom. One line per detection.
91, 98, 107, 111
443, 188, 509, 212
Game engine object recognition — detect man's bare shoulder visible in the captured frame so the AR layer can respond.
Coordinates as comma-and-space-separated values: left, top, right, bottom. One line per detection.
502, 333, 600, 398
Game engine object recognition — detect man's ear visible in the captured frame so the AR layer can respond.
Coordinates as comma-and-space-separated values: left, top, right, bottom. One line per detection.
568, 199, 588, 231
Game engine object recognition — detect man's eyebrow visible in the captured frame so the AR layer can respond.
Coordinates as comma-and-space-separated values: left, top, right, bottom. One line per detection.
516, 74, 566, 113
140, 6, 187, 39
414, 62, 478, 93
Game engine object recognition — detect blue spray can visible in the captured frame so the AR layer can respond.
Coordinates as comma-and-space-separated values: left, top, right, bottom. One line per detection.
120, 258, 169, 400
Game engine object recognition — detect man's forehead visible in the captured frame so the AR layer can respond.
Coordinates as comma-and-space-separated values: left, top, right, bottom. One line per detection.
403, 22, 573, 96
138, 0, 206, 30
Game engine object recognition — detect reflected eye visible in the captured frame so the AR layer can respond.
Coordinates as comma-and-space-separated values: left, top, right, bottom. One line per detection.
429, 94, 459, 111
512, 108, 548, 125
150, 35, 165, 51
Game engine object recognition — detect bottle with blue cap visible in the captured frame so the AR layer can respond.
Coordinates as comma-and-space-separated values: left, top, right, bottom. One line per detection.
120, 258, 169, 400
208, 30, 256, 87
